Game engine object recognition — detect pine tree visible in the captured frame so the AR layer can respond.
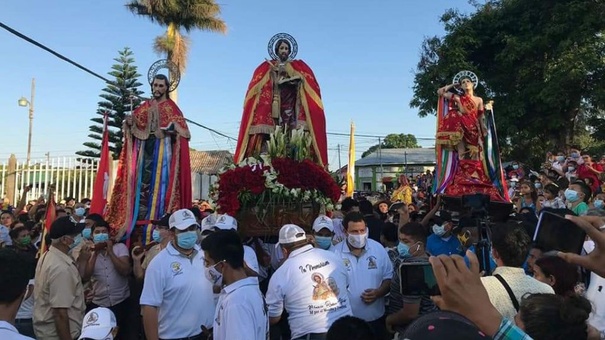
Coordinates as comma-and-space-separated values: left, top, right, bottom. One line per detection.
77, 47, 144, 159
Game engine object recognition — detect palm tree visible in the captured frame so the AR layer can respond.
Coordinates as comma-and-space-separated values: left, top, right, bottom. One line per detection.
126, 0, 227, 102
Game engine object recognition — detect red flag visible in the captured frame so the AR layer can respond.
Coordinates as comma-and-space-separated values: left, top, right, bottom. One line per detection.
38, 191, 56, 256
90, 113, 111, 216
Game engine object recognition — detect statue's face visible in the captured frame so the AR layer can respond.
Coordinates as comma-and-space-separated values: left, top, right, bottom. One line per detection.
277, 42, 290, 61
152, 78, 168, 100
460, 78, 474, 91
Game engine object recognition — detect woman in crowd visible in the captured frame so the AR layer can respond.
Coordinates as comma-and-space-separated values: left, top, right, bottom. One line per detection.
514, 180, 540, 214
533, 255, 580, 296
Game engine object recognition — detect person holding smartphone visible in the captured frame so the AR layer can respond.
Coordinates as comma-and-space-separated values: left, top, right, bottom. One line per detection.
386, 222, 437, 335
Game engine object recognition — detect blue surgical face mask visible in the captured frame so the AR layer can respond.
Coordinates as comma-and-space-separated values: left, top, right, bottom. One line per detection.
571, 152, 580, 158
556, 156, 565, 162
534, 182, 542, 189
152, 229, 162, 243
509, 181, 517, 188
565, 188, 580, 203
69, 234, 83, 251
432, 224, 446, 237
176, 231, 198, 249
82, 228, 92, 239
397, 242, 412, 258
512, 164, 519, 170
75, 207, 86, 217
315, 236, 333, 250
568, 166, 576, 172
93, 233, 109, 244
594, 199, 604, 209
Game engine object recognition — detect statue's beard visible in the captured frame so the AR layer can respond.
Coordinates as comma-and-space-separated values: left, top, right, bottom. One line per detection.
279, 53, 289, 62
153, 91, 166, 100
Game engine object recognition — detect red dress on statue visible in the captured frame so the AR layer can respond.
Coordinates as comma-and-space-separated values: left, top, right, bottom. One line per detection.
435, 94, 506, 202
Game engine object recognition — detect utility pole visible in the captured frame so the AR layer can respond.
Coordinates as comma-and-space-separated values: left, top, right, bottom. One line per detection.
18, 78, 35, 169
378, 137, 384, 191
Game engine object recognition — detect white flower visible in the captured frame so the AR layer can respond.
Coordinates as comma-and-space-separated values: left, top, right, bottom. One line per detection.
272, 187, 280, 193
290, 189, 299, 197
326, 203, 334, 211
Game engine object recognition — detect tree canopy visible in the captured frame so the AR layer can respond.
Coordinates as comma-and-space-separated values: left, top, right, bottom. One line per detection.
411, 0, 605, 167
361, 134, 420, 158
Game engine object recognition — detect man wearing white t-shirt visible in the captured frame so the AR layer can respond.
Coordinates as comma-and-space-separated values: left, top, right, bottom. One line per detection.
333, 212, 393, 339
140, 209, 215, 340
266, 224, 352, 340
201, 230, 268, 340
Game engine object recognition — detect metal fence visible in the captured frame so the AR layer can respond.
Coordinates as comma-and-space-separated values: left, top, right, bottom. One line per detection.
0, 156, 99, 205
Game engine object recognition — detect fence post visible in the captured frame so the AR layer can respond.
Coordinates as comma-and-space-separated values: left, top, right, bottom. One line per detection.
6, 154, 17, 205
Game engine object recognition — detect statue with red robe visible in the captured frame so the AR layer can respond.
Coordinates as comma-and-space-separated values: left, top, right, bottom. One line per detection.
234, 33, 328, 167
106, 69, 192, 243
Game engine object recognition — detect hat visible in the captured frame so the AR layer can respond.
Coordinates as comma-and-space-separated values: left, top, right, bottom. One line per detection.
78, 307, 116, 340
151, 213, 171, 227
214, 214, 238, 231
279, 224, 306, 244
312, 215, 333, 232
402, 311, 492, 340
201, 214, 217, 232
49, 216, 85, 239
509, 177, 519, 182
430, 210, 452, 225
168, 209, 199, 231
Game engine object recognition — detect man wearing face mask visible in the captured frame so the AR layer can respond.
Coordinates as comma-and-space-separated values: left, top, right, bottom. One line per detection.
311, 215, 335, 251
33, 216, 86, 340
426, 210, 463, 257
333, 212, 392, 338
133, 214, 173, 281
201, 230, 269, 340
266, 224, 352, 340
140, 209, 215, 340
386, 222, 437, 335
507, 177, 518, 199
82, 220, 131, 338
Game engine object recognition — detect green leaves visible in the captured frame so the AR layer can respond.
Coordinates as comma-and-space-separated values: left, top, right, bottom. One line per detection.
411, 0, 605, 167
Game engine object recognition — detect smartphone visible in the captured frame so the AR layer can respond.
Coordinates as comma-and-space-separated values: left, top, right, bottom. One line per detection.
389, 202, 405, 213
399, 262, 440, 296
534, 210, 586, 254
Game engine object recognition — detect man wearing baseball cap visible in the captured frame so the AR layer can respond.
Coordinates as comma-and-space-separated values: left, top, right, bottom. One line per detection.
266, 224, 352, 340
311, 215, 335, 251
426, 210, 463, 256
79, 307, 117, 340
33, 216, 86, 340
140, 209, 215, 340
133, 213, 173, 281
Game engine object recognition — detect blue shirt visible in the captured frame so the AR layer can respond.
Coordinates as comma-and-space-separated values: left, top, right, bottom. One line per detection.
426, 234, 464, 256
464, 245, 497, 275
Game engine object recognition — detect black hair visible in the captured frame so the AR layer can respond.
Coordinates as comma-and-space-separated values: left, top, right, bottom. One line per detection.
274, 38, 291, 56
17, 212, 30, 224
341, 198, 359, 213
34, 209, 46, 223
200, 230, 244, 269
490, 221, 531, 267
85, 213, 104, 227
571, 181, 592, 203
534, 256, 579, 296
0, 248, 32, 303
91, 220, 110, 234
188, 207, 202, 220
326, 316, 376, 340
358, 200, 374, 215
9, 226, 28, 241
342, 211, 365, 232
543, 183, 559, 197
519, 294, 590, 340
381, 222, 398, 243
399, 222, 428, 244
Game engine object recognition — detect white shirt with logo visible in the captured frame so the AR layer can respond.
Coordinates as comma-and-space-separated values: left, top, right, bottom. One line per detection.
266, 245, 352, 339
333, 238, 393, 321
213, 277, 268, 340
140, 243, 215, 339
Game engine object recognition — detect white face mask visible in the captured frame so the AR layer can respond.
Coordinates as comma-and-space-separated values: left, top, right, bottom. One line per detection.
432, 224, 447, 237
347, 232, 368, 249
204, 261, 224, 287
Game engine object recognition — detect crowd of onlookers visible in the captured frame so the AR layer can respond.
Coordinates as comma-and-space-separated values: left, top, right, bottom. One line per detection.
1, 149, 605, 339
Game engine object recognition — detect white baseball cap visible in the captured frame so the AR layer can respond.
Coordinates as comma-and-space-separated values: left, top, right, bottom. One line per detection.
79, 307, 116, 340
214, 214, 238, 231
168, 209, 200, 231
279, 224, 306, 244
201, 214, 217, 232
312, 215, 334, 233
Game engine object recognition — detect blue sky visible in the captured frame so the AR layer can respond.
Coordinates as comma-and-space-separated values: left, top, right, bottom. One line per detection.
0, 0, 475, 170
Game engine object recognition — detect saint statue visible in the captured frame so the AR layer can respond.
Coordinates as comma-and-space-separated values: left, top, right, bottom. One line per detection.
433, 71, 508, 202
106, 62, 192, 243
234, 33, 328, 167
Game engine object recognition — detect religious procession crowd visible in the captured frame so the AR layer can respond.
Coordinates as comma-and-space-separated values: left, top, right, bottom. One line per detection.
0, 147, 605, 340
